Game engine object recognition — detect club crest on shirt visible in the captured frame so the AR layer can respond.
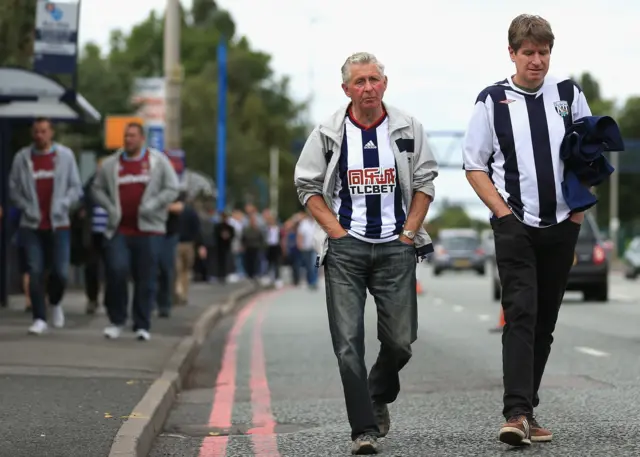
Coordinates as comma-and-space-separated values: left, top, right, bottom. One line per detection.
554, 100, 569, 118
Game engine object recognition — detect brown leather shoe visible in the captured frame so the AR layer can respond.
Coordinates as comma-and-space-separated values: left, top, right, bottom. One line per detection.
499, 415, 532, 446
530, 416, 553, 442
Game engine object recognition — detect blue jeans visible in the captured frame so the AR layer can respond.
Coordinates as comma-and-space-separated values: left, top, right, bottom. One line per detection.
104, 233, 162, 331
234, 252, 245, 276
20, 228, 70, 322
156, 234, 179, 313
301, 249, 318, 286
324, 235, 417, 439
288, 249, 301, 285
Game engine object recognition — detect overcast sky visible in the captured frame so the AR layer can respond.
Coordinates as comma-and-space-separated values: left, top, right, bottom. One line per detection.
77, 0, 639, 219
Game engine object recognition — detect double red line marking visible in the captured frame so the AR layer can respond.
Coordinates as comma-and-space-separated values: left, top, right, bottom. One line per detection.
198, 290, 283, 457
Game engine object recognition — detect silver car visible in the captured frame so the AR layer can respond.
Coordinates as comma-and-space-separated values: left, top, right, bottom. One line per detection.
432, 230, 486, 276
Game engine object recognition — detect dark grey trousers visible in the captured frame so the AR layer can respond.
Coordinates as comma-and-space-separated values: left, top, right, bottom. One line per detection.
324, 235, 418, 439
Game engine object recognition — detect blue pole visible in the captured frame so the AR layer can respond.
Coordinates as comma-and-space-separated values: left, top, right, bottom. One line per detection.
216, 39, 227, 213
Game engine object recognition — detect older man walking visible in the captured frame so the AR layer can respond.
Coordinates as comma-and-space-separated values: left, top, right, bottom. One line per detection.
294, 52, 438, 454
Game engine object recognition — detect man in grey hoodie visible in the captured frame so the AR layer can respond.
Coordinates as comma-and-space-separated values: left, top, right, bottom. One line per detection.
92, 123, 179, 341
9, 117, 83, 335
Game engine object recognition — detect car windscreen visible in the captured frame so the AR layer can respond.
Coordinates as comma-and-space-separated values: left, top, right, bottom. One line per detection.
440, 237, 480, 250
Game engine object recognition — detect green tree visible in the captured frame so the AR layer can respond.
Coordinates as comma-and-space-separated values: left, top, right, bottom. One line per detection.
75, 5, 307, 218
573, 72, 615, 116
0, 0, 36, 67
618, 97, 640, 138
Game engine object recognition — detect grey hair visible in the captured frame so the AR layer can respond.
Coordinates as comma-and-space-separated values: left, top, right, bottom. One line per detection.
341, 52, 385, 84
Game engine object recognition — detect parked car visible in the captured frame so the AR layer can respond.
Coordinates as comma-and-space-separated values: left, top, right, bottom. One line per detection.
623, 236, 640, 279
491, 213, 608, 302
432, 229, 486, 276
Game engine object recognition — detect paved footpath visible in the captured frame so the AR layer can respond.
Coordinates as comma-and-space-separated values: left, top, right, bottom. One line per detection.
0, 281, 252, 457
150, 267, 640, 457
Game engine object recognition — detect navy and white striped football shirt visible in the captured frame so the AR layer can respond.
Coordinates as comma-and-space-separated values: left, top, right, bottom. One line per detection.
462, 75, 591, 228
332, 110, 407, 243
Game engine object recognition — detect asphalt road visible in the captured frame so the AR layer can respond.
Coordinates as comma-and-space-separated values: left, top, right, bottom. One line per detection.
0, 282, 246, 457
149, 266, 640, 456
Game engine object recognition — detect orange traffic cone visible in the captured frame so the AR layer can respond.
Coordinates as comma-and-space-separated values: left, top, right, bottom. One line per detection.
489, 306, 505, 333
416, 280, 424, 295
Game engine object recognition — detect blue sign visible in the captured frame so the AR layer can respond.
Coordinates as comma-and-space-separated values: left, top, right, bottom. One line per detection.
147, 125, 165, 151
33, 1, 80, 76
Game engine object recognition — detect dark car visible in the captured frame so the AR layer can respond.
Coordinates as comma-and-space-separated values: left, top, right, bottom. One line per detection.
432, 230, 486, 276
491, 213, 608, 302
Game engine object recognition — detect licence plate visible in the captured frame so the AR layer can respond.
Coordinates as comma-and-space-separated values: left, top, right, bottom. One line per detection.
454, 259, 471, 268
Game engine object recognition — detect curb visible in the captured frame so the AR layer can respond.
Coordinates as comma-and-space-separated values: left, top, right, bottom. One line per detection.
108, 283, 259, 457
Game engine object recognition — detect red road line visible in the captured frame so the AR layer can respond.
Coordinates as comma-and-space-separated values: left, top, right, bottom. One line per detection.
247, 300, 281, 456
198, 294, 261, 457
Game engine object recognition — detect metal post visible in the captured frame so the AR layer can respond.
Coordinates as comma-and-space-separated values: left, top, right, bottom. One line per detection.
216, 39, 227, 213
609, 150, 620, 260
163, 0, 182, 150
269, 147, 279, 217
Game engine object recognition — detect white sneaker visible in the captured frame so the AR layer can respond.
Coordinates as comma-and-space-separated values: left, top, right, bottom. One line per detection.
103, 325, 123, 339
274, 279, 284, 289
51, 305, 65, 328
28, 319, 48, 335
135, 329, 151, 341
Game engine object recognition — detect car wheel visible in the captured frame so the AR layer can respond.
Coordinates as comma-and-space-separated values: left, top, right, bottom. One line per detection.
625, 268, 638, 280
584, 282, 608, 302
434, 268, 442, 276
477, 267, 486, 276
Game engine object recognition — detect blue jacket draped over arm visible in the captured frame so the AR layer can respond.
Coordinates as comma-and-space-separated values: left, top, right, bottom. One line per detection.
560, 115, 624, 213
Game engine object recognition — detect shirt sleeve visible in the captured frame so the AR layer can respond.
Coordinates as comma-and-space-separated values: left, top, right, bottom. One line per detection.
573, 84, 593, 119
462, 92, 494, 172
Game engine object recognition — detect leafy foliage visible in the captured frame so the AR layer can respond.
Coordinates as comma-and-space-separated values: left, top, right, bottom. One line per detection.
0, 0, 307, 218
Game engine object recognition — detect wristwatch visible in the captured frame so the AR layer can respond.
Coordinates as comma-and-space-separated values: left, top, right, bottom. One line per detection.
402, 229, 415, 240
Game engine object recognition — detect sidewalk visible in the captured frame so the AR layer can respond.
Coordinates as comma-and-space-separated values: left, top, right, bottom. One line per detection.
0, 281, 254, 457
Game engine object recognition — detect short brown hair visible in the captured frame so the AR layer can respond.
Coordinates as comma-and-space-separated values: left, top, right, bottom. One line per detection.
33, 117, 53, 128
508, 14, 555, 53
125, 122, 145, 136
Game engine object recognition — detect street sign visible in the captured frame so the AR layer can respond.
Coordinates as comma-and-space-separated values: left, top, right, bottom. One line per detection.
33, 1, 80, 77
147, 125, 165, 151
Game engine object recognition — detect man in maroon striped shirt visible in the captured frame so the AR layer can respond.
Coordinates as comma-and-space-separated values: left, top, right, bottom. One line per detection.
92, 123, 179, 341
9, 117, 83, 335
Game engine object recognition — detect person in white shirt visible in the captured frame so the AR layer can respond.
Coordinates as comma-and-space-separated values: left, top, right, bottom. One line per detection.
264, 212, 283, 288
296, 211, 318, 289
227, 210, 244, 282
462, 14, 590, 447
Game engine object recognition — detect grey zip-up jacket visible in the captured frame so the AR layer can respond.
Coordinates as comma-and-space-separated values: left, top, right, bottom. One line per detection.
9, 143, 83, 230
294, 103, 439, 266
91, 148, 180, 239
